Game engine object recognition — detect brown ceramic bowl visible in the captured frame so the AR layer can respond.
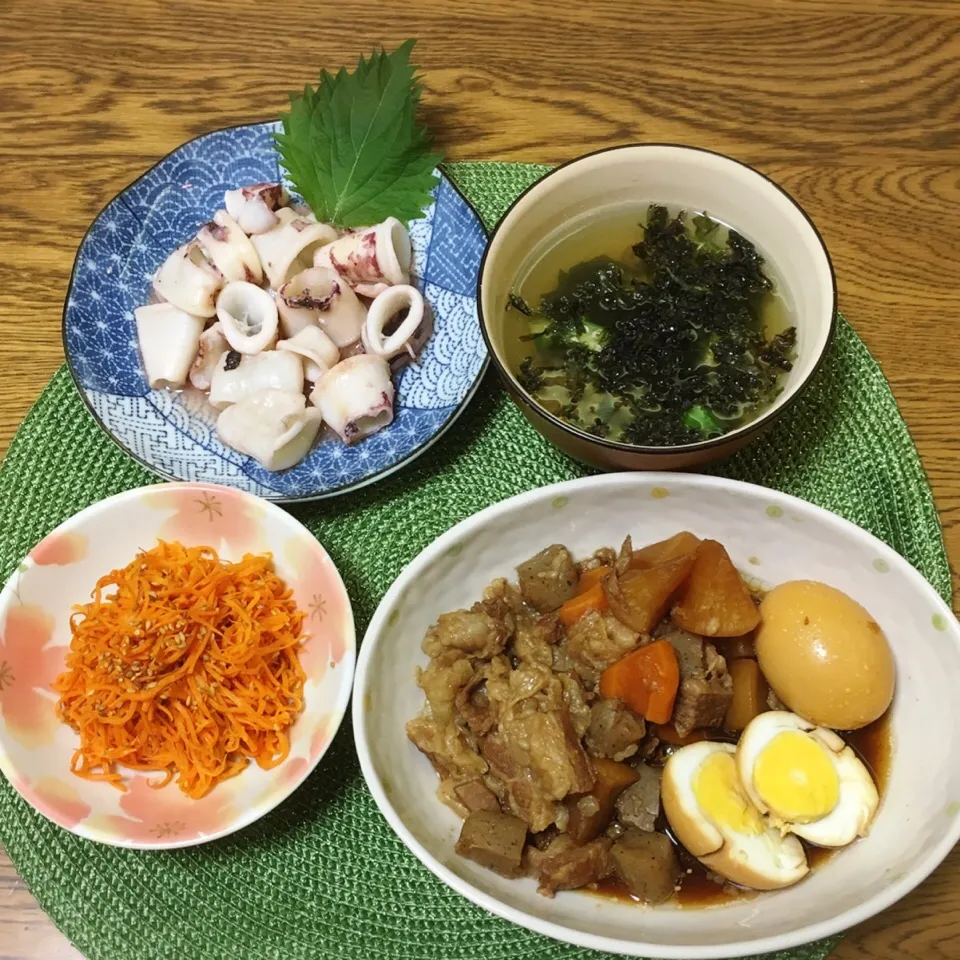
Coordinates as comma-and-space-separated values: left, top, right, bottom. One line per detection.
478, 145, 837, 470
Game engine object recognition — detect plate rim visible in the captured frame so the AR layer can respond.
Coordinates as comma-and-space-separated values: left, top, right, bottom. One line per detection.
60, 121, 490, 503
352, 471, 960, 959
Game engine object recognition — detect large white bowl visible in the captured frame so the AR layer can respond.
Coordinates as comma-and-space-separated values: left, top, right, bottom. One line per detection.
353, 473, 960, 958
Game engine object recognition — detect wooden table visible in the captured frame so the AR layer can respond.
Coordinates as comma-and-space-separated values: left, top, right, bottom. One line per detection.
2, 0, 959, 957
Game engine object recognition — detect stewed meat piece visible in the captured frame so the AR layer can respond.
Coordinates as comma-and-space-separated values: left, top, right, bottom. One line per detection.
455, 672, 497, 737
481, 707, 595, 832
406, 715, 487, 781
566, 610, 640, 682
422, 608, 509, 662
578, 546, 617, 574
480, 733, 558, 832
416, 657, 473, 724
584, 699, 646, 761
517, 545, 579, 612
512, 612, 562, 668
535, 834, 613, 897
663, 628, 733, 737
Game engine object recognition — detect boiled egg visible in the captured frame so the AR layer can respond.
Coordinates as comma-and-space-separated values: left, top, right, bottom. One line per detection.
662, 741, 808, 890
737, 711, 879, 848
755, 580, 894, 730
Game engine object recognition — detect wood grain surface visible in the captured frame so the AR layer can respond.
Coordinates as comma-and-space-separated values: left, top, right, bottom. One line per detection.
1, 0, 959, 957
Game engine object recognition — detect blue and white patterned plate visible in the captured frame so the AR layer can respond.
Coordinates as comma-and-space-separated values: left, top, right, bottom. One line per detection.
62, 122, 488, 501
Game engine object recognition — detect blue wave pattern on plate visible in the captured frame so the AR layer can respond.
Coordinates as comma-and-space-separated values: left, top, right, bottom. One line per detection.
64, 122, 488, 500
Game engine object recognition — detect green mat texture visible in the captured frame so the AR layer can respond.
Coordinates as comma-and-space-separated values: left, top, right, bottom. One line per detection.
0, 162, 950, 960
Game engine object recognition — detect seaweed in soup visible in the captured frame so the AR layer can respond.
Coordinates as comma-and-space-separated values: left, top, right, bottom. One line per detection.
510, 205, 797, 446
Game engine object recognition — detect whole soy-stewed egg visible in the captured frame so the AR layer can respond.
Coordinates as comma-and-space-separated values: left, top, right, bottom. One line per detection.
661, 741, 808, 890
755, 580, 894, 730
736, 711, 879, 848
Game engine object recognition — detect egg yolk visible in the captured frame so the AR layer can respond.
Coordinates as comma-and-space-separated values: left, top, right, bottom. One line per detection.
753, 731, 840, 823
694, 751, 765, 836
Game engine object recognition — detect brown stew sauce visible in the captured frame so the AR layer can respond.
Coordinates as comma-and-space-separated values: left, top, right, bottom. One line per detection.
593, 711, 891, 908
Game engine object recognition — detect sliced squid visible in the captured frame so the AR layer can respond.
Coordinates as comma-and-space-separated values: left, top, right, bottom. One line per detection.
290, 202, 318, 220
152, 241, 224, 318
277, 326, 340, 382
250, 208, 338, 289
314, 217, 411, 297
224, 183, 288, 236
361, 284, 426, 360
216, 389, 323, 471
135, 303, 206, 389
277, 266, 366, 346
197, 210, 263, 284
216, 281, 279, 354
309, 354, 394, 444
208, 349, 303, 409
189, 322, 229, 391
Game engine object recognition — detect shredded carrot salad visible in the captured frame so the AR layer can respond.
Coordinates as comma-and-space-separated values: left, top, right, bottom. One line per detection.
53, 541, 306, 799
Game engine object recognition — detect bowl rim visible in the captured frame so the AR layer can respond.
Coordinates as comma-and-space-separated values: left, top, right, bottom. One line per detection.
60, 121, 490, 504
0, 480, 357, 849
353, 471, 960, 959
476, 142, 839, 456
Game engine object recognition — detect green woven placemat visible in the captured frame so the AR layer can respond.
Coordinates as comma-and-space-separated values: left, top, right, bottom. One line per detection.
0, 162, 950, 960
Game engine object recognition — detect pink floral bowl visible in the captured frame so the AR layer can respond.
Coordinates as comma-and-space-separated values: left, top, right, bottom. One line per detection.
0, 482, 355, 848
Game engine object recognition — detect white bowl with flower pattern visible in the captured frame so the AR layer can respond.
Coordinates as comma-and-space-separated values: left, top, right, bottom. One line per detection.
353, 472, 960, 959
0, 482, 355, 848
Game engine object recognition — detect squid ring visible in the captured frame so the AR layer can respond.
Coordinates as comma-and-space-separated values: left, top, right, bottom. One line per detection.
361, 284, 425, 360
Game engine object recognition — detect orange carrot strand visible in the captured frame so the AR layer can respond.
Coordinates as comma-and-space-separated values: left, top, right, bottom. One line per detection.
52, 540, 307, 799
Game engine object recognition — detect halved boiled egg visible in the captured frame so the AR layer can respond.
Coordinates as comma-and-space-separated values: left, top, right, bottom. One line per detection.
662, 741, 808, 890
736, 711, 879, 848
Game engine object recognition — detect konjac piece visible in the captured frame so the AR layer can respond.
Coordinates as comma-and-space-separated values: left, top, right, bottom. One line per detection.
517, 545, 580, 612
611, 829, 680, 904
455, 810, 528, 878
615, 764, 662, 833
